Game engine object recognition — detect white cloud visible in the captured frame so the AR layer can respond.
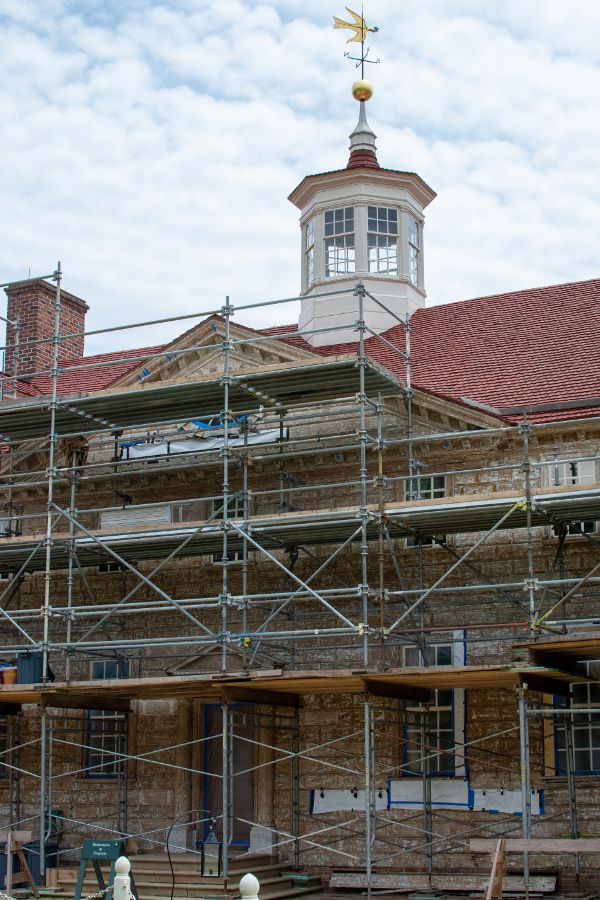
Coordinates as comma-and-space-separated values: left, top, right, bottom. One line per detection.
0, 0, 598, 355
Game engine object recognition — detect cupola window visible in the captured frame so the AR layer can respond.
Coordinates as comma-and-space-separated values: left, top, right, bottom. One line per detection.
324, 207, 355, 277
408, 215, 421, 286
367, 206, 398, 275
305, 219, 315, 288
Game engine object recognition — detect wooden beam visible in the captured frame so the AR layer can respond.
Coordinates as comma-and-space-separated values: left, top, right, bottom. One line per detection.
363, 678, 430, 703
220, 687, 301, 708
519, 673, 571, 698
525, 652, 588, 679
471, 838, 600, 853
42, 696, 131, 713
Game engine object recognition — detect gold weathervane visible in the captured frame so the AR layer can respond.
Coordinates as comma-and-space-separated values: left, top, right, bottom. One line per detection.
333, 6, 380, 99
333, 6, 378, 43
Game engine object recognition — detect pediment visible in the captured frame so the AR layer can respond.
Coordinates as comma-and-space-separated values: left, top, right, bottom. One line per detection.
111, 318, 317, 388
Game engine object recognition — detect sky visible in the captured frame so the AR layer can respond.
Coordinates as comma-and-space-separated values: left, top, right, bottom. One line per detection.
1, 0, 599, 354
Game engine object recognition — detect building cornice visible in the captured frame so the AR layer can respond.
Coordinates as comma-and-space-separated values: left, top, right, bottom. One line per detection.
288, 166, 437, 211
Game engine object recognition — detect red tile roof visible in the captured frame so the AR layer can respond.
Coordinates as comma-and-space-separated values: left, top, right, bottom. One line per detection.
11, 277, 600, 425
28, 345, 165, 396
258, 277, 600, 424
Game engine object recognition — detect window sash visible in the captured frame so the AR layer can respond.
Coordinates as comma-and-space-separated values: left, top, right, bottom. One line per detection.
325, 235, 355, 277
403, 643, 456, 775
324, 207, 354, 237
87, 659, 127, 778
367, 206, 398, 235
368, 234, 398, 275
406, 476, 446, 501
556, 663, 600, 774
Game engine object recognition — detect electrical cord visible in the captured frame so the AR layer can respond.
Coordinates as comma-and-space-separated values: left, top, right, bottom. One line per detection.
165, 808, 202, 900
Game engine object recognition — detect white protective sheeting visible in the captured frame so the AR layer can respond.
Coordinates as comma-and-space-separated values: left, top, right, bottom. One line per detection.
100, 503, 172, 529
472, 788, 542, 815
125, 429, 283, 459
310, 789, 388, 814
389, 778, 471, 809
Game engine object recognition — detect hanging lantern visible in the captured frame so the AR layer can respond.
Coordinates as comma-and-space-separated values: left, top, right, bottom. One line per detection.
201, 817, 222, 877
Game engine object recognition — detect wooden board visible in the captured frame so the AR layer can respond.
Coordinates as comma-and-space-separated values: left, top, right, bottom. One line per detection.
471, 839, 600, 854
516, 632, 600, 662
329, 873, 557, 893
0, 659, 586, 709
0, 830, 32, 842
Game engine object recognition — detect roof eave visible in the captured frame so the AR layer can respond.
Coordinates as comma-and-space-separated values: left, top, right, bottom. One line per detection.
288, 166, 437, 211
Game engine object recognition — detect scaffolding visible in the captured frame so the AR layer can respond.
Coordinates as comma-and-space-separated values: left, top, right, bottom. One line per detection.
1, 266, 600, 893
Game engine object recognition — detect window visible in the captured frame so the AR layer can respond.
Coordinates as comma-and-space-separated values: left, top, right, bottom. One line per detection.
305, 219, 315, 288
408, 215, 420, 286
87, 659, 128, 778
97, 562, 123, 574
546, 458, 597, 534
403, 643, 463, 776
0, 508, 22, 537
406, 476, 446, 501
324, 207, 355, 277
212, 495, 244, 563
405, 477, 446, 546
368, 206, 398, 274
556, 662, 600, 774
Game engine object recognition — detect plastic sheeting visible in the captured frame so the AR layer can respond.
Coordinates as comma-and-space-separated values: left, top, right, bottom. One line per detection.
123, 428, 283, 459
472, 787, 543, 815
389, 777, 471, 809
309, 788, 388, 814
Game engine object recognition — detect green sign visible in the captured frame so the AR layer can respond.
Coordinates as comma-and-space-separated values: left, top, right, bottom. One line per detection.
81, 840, 123, 861
74, 840, 137, 900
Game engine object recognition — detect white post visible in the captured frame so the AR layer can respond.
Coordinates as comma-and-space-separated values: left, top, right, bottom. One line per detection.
113, 857, 131, 900
239, 873, 260, 900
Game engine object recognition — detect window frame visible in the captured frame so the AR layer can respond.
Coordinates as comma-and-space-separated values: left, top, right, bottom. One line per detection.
401, 636, 466, 778
405, 476, 447, 547
324, 207, 355, 278
544, 457, 597, 535
408, 215, 421, 287
555, 661, 600, 776
367, 205, 399, 276
86, 658, 128, 779
305, 218, 315, 289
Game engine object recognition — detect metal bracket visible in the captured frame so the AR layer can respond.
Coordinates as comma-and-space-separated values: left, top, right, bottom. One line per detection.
523, 577, 540, 592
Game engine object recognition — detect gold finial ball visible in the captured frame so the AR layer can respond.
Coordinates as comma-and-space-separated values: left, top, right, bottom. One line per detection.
352, 79, 374, 101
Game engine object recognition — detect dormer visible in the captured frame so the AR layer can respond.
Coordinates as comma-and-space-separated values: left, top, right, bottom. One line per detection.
289, 96, 436, 347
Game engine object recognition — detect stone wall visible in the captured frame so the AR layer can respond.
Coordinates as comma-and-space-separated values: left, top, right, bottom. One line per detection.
1, 401, 599, 888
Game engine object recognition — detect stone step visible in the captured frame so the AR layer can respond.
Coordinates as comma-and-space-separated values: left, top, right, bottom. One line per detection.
71, 874, 294, 896
43, 882, 321, 900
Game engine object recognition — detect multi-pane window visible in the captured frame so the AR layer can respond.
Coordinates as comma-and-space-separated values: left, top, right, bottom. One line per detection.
368, 206, 398, 275
324, 207, 355, 277
556, 662, 600, 774
305, 219, 315, 288
403, 644, 455, 775
408, 215, 420, 286
87, 659, 127, 778
547, 458, 596, 534
406, 477, 446, 546
406, 475, 446, 501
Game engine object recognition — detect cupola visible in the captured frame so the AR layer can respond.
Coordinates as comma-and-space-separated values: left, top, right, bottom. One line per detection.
289, 82, 436, 347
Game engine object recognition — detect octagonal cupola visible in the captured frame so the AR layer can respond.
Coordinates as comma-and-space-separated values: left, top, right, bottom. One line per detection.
289, 92, 436, 347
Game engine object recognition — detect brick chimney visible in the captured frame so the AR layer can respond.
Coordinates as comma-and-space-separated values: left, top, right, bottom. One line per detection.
4, 280, 89, 379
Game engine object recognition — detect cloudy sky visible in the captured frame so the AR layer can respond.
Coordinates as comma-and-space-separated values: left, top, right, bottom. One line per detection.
1, 0, 599, 353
